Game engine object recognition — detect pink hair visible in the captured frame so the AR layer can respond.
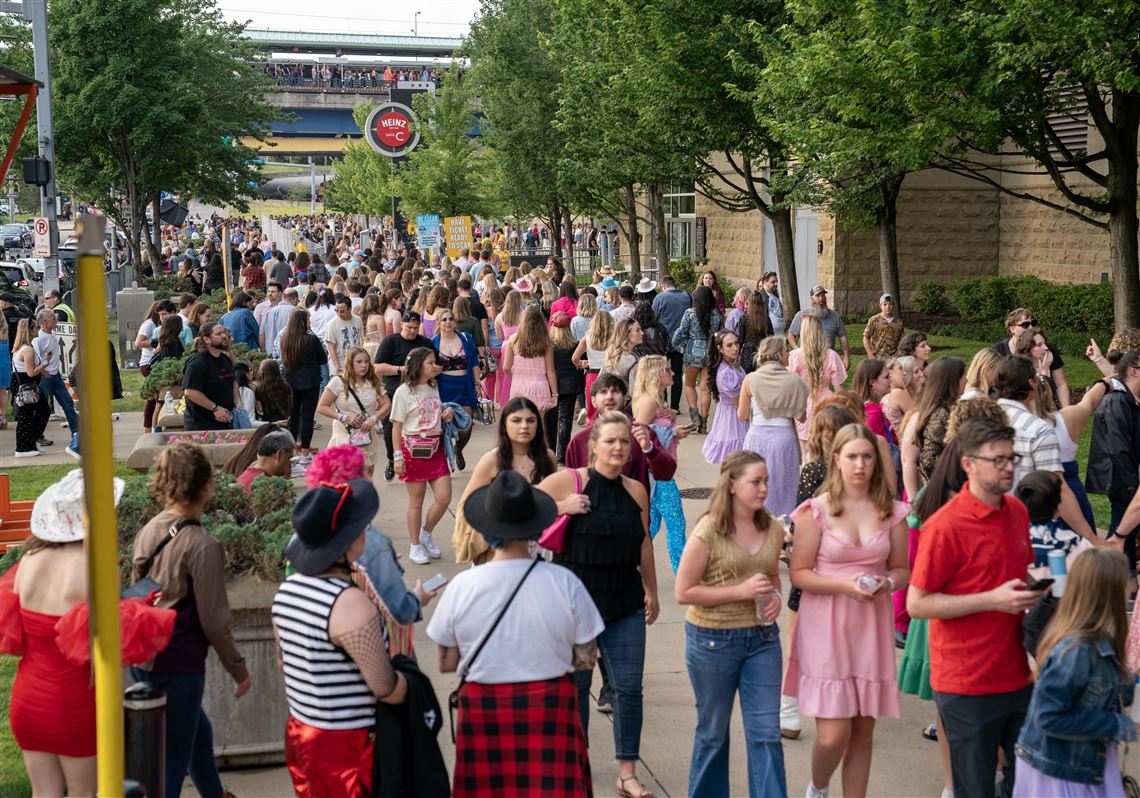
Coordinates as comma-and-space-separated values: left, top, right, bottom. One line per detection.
304, 445, 366, 488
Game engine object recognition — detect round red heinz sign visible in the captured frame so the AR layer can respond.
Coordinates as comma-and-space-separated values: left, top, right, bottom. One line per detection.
364, 102, 420, 158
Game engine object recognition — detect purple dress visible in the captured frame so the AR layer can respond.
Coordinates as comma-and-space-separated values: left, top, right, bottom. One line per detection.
703, 363, 748, 464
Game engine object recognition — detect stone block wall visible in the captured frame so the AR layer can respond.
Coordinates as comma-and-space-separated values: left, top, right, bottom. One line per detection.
830, 182, 1001, 312
694, 191, 765, 283
996, 177, 1111, 284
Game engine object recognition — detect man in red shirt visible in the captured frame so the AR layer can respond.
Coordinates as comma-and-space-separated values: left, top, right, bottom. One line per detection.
235, 428, 295, 494
908, 418, 1046, 798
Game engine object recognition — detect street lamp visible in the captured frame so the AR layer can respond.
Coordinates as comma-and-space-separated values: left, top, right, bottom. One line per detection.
414, 11, 421, 35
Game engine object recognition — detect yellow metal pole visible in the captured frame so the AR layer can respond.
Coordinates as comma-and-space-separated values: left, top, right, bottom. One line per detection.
77, 214, 125, 798
221, 224, 232, 308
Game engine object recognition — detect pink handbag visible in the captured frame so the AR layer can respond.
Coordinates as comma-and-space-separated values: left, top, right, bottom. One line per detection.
538, 468, 583, 553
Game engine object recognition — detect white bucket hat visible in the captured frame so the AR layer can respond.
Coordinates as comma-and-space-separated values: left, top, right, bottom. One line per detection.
635, 277, 657, 294
31, 469, 125, 543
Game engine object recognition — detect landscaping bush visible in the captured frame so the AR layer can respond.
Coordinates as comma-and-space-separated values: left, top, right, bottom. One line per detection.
143, 274, 195, 298
668, 257, 703, 291
116, 471, 294, 581
913, 281, 950, 315
943, 276, 1113, 343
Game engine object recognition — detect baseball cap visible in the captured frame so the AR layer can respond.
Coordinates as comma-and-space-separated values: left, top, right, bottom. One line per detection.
810, 285, 828, 296
0, 292, 17, 304
879, 293, 894, 303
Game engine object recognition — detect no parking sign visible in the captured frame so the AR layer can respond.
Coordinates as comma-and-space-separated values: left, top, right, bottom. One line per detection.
33, 217, 50, 257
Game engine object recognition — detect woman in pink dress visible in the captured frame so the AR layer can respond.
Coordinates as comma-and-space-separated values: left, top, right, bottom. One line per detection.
494, 290, 524, 407
504, 304, 557, 412
786, 423, 910, 798
788, 314, 847, 447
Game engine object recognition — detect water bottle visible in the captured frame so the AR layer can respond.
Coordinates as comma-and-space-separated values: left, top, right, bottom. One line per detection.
1047, 549, 1067, 597
162, 390, 175, 419
855, 574, 883, 594
755, 593, 777, 627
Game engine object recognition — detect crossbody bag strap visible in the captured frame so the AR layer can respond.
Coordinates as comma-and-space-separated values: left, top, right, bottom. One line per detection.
137, 517, 198, 581
458, 557, 540, 686
345, 383, 369, 416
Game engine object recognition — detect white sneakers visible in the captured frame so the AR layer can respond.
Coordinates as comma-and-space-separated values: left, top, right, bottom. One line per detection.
420, 531, 441, 559
780, 695, 802, 739
576, 408, 587, 426
14, 449, 40, 458
408, 544, 430, 565
806, 783, 829, 798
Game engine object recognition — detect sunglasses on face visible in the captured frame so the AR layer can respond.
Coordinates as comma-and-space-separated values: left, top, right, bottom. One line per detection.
1016, 320, 1038, 328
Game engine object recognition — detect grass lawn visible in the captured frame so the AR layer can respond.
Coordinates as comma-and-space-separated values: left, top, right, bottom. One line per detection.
227, 200, 316, 218
2, 462, 139, 502
0, 657, 28, 798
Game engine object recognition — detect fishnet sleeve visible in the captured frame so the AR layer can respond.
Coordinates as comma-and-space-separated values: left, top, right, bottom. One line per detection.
333, 619, 397, 699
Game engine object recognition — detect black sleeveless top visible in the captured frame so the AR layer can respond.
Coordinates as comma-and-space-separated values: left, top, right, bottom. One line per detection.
554, 468, 645, 622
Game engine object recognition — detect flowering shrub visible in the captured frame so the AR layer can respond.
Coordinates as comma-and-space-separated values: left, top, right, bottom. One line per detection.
167, 431, 250, 445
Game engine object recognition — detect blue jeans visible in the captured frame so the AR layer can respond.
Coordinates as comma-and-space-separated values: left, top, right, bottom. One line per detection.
685, 623, 786, 798
573, 608, 645, 761
40, 371, 78, 434
129, 669, 223, 798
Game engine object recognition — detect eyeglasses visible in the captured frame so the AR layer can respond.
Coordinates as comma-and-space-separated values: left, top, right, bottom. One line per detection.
968, 453, 1022, 470
1016, 320, 1038, 328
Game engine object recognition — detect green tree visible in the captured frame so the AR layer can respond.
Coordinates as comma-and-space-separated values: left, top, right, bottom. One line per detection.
917, 0, 1140, 330
546, 0, 694, 275
611, 0, 808, 315
740, 0, 972, 305
391, 67, 493, 219
467, 0, 574, 259
50, 0, 277, 265
323, 104, 395, 216
0, 15, 37, 169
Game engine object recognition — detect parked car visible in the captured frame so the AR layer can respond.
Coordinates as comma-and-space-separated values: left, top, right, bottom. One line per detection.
16, 256, 45, 277
0, 261, 41, 306
0, 265, 39, 314
0, 223, 32, 250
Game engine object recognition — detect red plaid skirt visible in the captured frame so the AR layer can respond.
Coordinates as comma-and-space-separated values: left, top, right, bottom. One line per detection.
454, 674, 592, 797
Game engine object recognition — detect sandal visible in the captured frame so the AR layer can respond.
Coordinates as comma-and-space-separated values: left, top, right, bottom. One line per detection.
922, 722, 938, 742
617, 775, 655, 798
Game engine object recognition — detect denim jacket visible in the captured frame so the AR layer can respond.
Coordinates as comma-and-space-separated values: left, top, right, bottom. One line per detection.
1015, 636, 1137, 784
440, 402, 471, 472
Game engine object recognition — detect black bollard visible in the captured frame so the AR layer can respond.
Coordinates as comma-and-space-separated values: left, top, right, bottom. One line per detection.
124, 681, 166, 798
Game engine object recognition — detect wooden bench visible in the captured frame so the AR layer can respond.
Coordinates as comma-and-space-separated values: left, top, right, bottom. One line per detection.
0, 474, 34, 553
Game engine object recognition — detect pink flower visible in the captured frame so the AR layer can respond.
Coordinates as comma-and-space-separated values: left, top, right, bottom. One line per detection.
305, 445, 366, 488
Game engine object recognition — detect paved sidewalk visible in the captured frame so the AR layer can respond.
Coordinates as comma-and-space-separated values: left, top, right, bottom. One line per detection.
5, 416, 1132, 796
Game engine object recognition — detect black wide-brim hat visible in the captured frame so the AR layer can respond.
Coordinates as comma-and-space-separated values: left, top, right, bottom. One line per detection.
464, 470, 558, 541
285, 479, 379, 575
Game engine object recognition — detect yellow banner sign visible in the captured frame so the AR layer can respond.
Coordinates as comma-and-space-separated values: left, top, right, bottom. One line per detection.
443, 215, 473, 260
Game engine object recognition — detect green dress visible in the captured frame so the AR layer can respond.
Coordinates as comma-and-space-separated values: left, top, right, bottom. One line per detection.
897, 502, 933, 700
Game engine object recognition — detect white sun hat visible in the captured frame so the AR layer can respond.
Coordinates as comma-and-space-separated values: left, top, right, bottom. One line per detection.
30, 469, 125, 544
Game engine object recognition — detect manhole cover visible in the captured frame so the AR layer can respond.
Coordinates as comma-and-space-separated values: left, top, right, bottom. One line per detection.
680, 488, 713, 500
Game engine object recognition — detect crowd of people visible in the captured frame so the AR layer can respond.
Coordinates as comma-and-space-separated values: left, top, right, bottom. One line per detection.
4, 211, 1140, 798
265, 62, 450, 90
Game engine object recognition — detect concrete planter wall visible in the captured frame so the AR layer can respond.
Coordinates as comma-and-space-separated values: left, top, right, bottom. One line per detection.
202, 578, 288, 767
124, 429, 256, 471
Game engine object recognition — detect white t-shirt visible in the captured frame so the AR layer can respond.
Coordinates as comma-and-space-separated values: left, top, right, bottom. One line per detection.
323, 315, 363, 361
33, 329, 61, 376
389, 383, 442, 436
309, 305, 337, 338
138, 318, 158, 366
426, 559, 604, 684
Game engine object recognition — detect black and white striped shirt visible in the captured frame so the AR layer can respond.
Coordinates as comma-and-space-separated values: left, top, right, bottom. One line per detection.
272, 574, 377, 730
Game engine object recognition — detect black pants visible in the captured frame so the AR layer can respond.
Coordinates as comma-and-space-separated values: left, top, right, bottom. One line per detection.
934, 686, 1032, 798
1109, 495, 1139, 578
666, 350, 684, 411
382, 415, 395, 463
545, 394, 578, 463
14, 381, 48, 453
289, 385, 321, 449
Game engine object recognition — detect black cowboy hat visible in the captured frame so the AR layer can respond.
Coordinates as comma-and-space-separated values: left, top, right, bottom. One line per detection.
463, 471, 557, 541
285, 480, 379, 575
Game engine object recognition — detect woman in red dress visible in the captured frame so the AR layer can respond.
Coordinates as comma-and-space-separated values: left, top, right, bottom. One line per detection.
0, 470, 173, 797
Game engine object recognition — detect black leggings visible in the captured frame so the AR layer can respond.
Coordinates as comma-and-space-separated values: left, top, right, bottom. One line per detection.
382, 415, 395, 463
545, 394, 577, 462
289, 385, 321, 449
14, 382, 48, 453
